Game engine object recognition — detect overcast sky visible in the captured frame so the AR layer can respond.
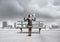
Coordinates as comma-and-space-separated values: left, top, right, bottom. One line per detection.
0, 0, 60, 27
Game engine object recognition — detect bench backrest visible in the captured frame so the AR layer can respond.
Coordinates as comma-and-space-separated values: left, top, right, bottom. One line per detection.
16, 21, 44, 29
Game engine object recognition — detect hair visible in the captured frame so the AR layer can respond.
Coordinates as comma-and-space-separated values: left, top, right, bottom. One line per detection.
28, 14, 30, 18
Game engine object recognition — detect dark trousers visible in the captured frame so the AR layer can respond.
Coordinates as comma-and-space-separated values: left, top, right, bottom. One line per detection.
28, 26, 32, 36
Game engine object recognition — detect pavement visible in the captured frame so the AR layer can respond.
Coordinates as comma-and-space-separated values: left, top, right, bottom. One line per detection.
0, 29, 60, 42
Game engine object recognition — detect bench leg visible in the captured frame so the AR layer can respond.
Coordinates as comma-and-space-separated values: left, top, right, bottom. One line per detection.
39, 28, 41, 33
20, 28, 22, 32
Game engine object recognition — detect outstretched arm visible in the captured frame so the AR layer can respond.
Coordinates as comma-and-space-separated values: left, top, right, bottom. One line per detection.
32, 18, 36, 21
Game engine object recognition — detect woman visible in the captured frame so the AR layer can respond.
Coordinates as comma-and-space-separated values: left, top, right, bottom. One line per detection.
24, 14, 36, 36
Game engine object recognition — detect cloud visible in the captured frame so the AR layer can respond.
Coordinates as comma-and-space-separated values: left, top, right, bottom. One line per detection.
0, 0, 24, 20
17, 0, 31, 9
53, 0, 60, 5
0, 0, 60, 22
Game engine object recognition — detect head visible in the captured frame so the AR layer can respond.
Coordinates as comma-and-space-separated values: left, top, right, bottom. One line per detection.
28, 14, 32, 18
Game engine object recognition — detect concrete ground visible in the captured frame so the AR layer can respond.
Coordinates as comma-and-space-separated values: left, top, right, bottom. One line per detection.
0, 29, 60, 42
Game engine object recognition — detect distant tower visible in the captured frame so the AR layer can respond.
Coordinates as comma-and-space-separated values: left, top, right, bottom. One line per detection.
14, 22, 16, 28
2, 21, 7, 28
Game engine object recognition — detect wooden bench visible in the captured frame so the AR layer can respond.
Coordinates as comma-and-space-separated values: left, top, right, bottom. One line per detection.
16, 21, 44, 33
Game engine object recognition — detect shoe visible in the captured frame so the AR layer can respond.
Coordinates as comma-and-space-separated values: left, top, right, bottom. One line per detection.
28, 35, 31, 36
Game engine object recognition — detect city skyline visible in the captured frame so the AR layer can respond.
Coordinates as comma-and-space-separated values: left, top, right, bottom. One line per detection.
0, 20, 60, 29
